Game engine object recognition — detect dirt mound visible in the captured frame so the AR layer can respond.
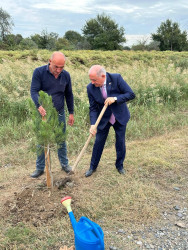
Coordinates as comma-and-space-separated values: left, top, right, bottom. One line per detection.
2, 176, 77, 226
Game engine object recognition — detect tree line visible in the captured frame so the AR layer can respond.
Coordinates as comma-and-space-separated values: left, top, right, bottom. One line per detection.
0, 7, 187, 51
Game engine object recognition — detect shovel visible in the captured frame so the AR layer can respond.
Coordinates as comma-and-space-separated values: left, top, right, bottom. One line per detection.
72, 103, 108, 172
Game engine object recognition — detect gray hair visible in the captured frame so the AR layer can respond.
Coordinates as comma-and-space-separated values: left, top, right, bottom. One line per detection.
97, 67, 106, 76
89, 65, 106, 76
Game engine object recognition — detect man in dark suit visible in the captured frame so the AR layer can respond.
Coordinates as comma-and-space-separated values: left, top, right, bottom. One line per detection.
85, 65, 135, 177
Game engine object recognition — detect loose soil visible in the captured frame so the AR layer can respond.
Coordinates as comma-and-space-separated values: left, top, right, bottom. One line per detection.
1, 172, 80, 226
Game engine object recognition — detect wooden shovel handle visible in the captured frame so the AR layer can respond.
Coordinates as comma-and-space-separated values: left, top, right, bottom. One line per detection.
72, 104, 108, 172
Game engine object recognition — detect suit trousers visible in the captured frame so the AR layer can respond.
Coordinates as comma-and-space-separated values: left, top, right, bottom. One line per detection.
90, 120, 127, 171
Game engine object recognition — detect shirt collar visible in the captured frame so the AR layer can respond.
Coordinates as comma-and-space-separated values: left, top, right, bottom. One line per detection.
46, 63, 50, 72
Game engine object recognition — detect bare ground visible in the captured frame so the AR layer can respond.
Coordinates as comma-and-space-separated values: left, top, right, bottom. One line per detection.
0, 127, 188, 249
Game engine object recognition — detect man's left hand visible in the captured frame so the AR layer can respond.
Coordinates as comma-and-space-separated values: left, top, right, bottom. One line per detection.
105, 97, 116, 105
68, 114, 74, 126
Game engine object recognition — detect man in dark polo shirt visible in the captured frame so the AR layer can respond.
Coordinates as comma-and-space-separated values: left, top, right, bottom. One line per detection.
30, 51, 74, 178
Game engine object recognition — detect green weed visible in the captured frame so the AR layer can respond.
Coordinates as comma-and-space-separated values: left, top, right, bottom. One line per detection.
3, 223, 36, 247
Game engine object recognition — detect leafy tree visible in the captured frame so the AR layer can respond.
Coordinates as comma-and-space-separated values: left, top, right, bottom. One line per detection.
19, 38, 38, 50
147, 41, 160, 51
131, 40, 160, 51
30, 34, 42, 48
31, 30, 59, 50
82, 13, 126, 50
3, 34, 23, 50
0, 7, 14, 41
0, 40, 7, 49
64, 30, 83, 44
46, 32, 59, 50
55, 37, 72, 50
123, 46, 131, 51
152, 19, 188, 51
76, 39, 91, 50
131, 39, 148, 51
63, 30, 91, 50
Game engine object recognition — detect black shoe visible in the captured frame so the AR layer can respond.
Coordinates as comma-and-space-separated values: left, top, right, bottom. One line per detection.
62, 165, 72, 173
118, 168, 125, 175
85, 169, 96, 177
30, 170, 44, 178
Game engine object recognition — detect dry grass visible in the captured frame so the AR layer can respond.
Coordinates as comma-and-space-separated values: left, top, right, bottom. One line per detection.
0, 127, 187, 249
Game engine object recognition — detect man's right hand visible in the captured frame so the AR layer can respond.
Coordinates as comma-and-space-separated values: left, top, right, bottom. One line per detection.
38, 106, 46, 117
90, 125, 97, 136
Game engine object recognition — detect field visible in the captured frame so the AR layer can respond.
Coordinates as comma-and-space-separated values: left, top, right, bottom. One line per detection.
0, 50, 188, 249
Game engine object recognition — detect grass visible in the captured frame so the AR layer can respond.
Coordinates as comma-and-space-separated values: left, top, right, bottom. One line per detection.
0, 50, 187, 148
0, 50, 188, 249
0, 127, 187, 249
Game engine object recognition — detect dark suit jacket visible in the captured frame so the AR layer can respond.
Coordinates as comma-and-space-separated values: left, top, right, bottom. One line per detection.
87, 72, 135, 130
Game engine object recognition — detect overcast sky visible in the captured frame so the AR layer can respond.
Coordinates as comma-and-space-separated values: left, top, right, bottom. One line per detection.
1, 0, 188, 46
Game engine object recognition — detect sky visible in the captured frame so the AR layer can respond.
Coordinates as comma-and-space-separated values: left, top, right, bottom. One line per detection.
1, 0, 188, 46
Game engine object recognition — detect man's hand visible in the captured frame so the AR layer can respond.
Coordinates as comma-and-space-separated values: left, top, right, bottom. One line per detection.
38, 106, 46, 117
104, 97, 116, 105
90, 125, 97, 136
68, 114, 74, 126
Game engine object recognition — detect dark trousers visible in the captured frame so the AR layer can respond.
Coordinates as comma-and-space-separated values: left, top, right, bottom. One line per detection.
90, 121, 127, 171
36, 111, 68, 170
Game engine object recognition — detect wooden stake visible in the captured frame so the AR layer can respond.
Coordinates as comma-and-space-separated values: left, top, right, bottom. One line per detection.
42, 116, 53, 189
44, 145, 52, 188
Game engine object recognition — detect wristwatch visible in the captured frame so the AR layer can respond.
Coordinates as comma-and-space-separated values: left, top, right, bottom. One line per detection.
114, 97, 117, 102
